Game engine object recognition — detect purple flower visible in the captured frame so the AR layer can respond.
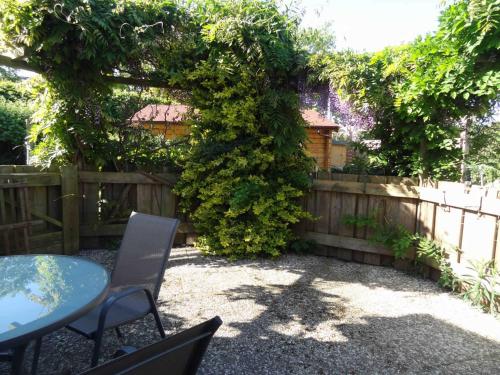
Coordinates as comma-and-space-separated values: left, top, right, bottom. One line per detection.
328, 90, 374, 140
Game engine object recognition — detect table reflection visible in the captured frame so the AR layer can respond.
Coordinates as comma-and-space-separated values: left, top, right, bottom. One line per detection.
0, 255, 108, 341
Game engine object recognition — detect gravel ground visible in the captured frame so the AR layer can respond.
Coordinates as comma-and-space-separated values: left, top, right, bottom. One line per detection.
3, 247, 500, 375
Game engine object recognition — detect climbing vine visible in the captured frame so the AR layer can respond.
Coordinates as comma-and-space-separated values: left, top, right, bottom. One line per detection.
0, 0, 312, 257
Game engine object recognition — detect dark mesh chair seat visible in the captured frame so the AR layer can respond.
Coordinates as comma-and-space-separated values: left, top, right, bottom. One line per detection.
66, 212, 180, 367
68, 289, 151, 337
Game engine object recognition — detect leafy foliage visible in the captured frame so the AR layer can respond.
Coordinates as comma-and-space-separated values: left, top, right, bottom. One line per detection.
0, 97, 30, 164
466, 120, 500, 184
28, 79, 176, 170
460, 259, 500, 314
343, 213, 417, 258
1, 0, 312, 258
309, 0, 499, 179
0, 72, 30, 164
416, 237, 457, 289
175, 1, 313, 258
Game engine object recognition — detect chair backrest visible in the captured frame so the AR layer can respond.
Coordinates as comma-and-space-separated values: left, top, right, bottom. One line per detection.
111, 212, 179, 300
80, 316, 222, 375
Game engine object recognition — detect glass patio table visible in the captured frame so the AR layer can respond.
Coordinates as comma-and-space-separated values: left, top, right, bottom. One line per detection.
0, 255, 110, 374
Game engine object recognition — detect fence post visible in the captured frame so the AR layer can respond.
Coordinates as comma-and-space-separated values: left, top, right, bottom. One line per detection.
61, 165, 79, 254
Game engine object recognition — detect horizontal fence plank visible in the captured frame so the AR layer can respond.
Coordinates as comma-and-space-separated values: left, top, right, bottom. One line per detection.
3, 195, 63, 228
0, 220, 44, 231
312, 180, 499, 216
30, 231, 63, 252
80, 224, 126, 237
80, 222, 194, 237
304, 231, 393, 256
79, 171, 178, 185
419, 187, 500, 216
312, 180, 419, 198
0, 173, 61, 187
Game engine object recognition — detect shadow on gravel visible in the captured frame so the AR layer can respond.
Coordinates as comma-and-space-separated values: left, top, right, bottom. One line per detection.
7, 248, 500, 375
200, 312, 500, 374
167, 248, 500, 373
200, 273, 500, 374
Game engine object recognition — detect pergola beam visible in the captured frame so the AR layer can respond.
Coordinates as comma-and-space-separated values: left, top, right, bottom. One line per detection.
0, 54, 173, 89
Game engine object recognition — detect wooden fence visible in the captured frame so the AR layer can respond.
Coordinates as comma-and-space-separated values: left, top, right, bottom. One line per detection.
301, 173, 500, 274
1, 166, 499, 275
0, 165, 191, 255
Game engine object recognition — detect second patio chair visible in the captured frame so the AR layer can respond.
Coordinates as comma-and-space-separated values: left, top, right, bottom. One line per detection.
67, 211, 180, 367
80, 316, 222, 375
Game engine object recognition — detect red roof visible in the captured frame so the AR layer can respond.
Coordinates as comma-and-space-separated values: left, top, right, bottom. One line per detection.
301, 109, 339, 129
131, 104, 190, 123
132, 104, 338, 130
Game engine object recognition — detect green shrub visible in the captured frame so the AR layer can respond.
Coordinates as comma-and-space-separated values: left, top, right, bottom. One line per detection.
416, 237, 457, 289
460, 260, 500, 314
0, 98, 29, 164
343, 214, 416, 258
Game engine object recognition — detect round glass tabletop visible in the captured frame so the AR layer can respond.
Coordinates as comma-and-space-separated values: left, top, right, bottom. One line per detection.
0, 255, 109, 349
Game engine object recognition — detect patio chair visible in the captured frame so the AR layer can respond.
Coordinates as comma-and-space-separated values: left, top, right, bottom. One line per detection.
67, 212, 180, 367
80, 316, 222, 375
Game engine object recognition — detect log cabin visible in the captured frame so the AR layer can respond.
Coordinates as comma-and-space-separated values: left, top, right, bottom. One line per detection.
131, 104, 339, 170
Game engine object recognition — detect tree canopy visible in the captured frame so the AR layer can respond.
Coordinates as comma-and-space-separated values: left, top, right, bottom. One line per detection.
0, 0, 313, 257
310, 0, 499, 179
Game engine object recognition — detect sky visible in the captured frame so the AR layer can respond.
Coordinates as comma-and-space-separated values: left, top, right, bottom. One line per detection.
299, 0, 445, 52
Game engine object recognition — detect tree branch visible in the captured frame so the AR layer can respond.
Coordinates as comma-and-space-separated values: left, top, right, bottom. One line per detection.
0, 54, 42, 73
0, 54, 175, 89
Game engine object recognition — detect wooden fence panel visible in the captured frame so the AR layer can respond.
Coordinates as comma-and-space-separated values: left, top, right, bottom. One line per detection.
136, 184, 152, 214
31, 186, 47, 233
0, 167, 184, 253
399, 198, 418, 233
305, 190, 316, 232
328, 192, 342, 235
77, 170, 184, 244
354, 194, 369, 239
338, 193, 356, 237
0, 167, 64, 254
302, 174, 500, 275
461, 213, 497, 264
314, 191, 330, 234
61, 165, 79, 254
418, 201, 435, 239
1, 167, 498, 268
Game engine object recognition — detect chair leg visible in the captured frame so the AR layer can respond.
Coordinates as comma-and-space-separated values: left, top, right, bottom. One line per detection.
144, 290, 166, 339
150, 305, 166, 339
91, 329, 104, 368
115, 327, 123, 340
31, 338, 42, 375
11, 344, 27, 375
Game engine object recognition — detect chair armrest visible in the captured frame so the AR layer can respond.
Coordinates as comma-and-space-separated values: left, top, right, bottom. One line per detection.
96, 287, 156, 334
